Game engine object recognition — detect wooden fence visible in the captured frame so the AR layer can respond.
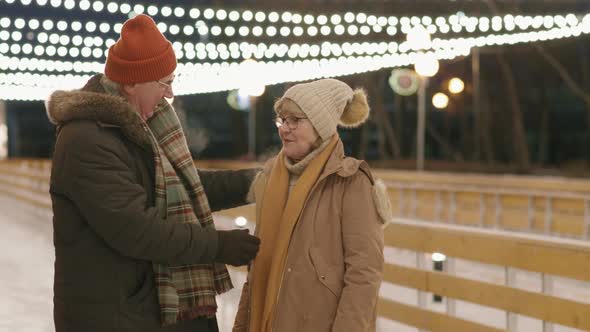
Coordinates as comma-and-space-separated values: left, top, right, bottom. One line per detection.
373, 169, 590, 240
377, 219, 590, 332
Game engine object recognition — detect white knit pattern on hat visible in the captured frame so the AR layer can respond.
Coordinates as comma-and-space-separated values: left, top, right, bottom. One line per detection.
283, 79, 354, 141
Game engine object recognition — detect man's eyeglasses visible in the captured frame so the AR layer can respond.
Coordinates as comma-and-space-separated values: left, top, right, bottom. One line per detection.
156, 78, 174, 90
275, 115, 308, 130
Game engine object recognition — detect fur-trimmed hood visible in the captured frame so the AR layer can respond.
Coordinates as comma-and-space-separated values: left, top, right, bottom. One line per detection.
45, 74, 151, 148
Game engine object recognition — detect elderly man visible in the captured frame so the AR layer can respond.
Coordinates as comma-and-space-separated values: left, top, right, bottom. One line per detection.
46, 14, 260, 332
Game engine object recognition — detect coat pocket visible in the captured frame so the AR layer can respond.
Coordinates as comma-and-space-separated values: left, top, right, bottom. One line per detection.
308, 247, 343, 298
118, 270, 159, 330
122, 264, 157, 315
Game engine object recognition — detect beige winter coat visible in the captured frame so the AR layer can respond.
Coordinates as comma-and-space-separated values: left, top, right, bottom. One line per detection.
234, 140, 387, 332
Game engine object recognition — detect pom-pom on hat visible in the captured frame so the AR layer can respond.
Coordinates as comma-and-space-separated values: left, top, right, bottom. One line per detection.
278, 78, 370, 141
105, 14, 177, 84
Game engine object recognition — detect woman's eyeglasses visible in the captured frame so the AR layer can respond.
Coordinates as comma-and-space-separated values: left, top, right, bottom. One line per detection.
275, 116, 307, 130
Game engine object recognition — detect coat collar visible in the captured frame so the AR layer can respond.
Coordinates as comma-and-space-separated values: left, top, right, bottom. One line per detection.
263, 138, 374, 184
325, 139, 374, 184
45, 74, 151, 148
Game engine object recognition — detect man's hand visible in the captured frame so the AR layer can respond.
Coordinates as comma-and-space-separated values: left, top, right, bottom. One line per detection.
216, 229, 261, 266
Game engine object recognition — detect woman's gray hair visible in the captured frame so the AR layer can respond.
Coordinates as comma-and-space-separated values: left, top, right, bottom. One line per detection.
273, 97, 305, 117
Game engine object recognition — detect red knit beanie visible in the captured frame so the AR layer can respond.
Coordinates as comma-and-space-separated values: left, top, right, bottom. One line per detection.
105, 14, 177, 84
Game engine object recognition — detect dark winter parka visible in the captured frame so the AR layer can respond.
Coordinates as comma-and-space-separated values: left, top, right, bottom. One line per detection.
46, 75, 256, 332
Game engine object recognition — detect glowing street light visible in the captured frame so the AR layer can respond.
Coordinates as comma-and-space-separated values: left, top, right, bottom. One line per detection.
448, 77, 465, 94
432, 93, 449, 109
414, 53, 440, 78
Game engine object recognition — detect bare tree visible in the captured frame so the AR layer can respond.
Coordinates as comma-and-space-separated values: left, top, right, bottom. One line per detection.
479, 79, 496, 164
504, 0, 590, 164
496, 54, 530, 170
394, 94, 405, 157
455, 95, 471, 159
484, 0, 530, 171
537, 77, 551, 165
361, 71, 401, 160
427, 122, 464, 162
533, 44, 590, 129
372, 71, 401, 159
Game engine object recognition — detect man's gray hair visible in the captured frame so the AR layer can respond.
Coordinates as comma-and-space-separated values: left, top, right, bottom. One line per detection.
100, 74, 123, 95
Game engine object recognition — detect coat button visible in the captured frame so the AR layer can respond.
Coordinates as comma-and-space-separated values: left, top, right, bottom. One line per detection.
287, 267, 292, 273
320, 275, 326, 280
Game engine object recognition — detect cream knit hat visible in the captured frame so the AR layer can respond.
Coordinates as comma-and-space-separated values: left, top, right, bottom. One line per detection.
278, 78, 370, 141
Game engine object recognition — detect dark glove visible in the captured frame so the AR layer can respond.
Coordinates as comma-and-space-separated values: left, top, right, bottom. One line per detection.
216, 229, 261, 266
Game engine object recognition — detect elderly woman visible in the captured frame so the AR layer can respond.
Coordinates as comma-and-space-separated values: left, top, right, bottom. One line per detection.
233, 78, 389, 332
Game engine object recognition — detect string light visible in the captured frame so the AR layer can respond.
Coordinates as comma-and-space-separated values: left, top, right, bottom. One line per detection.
0, 12, 585, 45
3, 0, 585, 38
2, 19, 584, 97
2, 17, 588, 65
0, 45, 468, 99
0, 2, 588, 100
189, 8, 200, 19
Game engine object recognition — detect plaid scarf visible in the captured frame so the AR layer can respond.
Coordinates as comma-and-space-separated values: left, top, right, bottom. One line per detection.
142, 101, 234, 326
98, 76, 232, 325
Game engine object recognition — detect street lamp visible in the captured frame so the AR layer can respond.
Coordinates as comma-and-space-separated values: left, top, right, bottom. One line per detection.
238, 59, 266, 159
238, 84, 265, 98
414, 53, 439, 171
0, 101, 6, 159
238, 87, 265, 159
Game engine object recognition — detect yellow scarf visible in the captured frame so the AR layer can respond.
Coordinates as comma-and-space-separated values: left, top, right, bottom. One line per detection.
249, 136, 338, 332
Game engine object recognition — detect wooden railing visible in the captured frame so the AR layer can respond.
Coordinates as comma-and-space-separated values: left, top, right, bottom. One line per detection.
182, 160, 590, 240
377, 219, 590, 332
0, 159, 51, 209
188, 160, 590, 240
373, 170, 590, 240
1, 159, 590, 240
